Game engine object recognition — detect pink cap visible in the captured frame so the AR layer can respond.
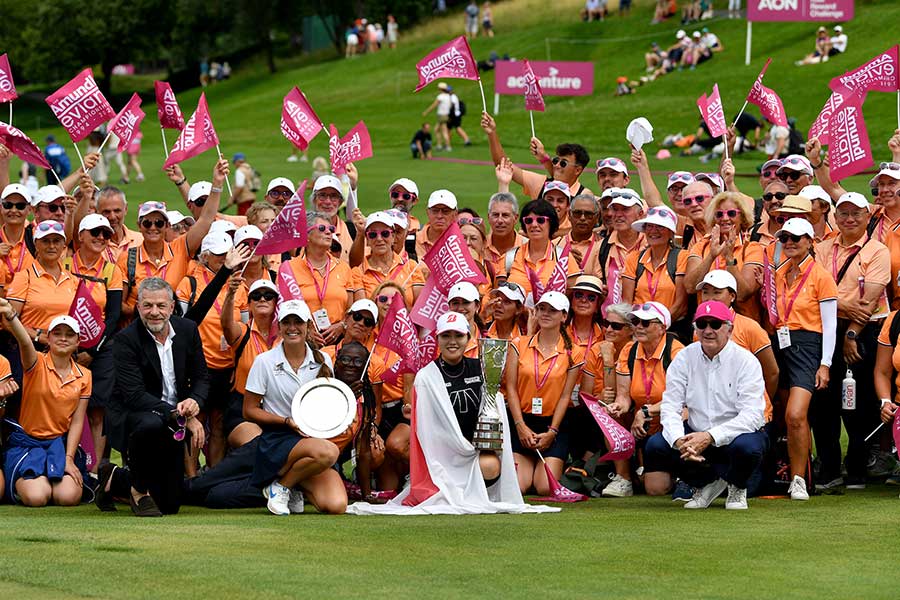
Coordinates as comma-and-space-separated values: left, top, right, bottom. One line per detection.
693, 300, 734, 323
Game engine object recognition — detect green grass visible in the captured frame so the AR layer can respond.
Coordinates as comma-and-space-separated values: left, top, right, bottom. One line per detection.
1, 489, 899, 599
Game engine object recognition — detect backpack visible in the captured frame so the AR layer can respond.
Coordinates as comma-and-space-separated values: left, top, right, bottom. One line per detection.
680, 225, 695, 250
787, 124, 805, 156
63, 257, 117, 288
633, 247, 680, 287
748, 221, 765, 243
627, 332, 678, 375
456, 99, 466, 117
249, 168, 262, 193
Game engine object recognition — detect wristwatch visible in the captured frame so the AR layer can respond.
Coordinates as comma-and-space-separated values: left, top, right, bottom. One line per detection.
33, 328, 42, 343
846, 330, 858, 340
641, 405, 651, 420
725, 258, 738, 267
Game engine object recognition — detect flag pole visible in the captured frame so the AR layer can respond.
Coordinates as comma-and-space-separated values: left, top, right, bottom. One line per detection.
49, 167, 64, 187
72, 142, 86, 172
360, 339, 377, 382
731, 100, 749, 129
84, 132, 113, 176
161, 126, 169, 158
8, 103, 11, 126
216, 144, 234, 197
399, 261, 423, 288
529, 111, 535, 139
477, 78, 488, 114
864, 422, 885, 443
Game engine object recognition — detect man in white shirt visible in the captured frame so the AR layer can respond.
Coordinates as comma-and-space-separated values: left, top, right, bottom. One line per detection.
644, 300, 767, 510
422, 82, 454, 151
829, 25, 848, 55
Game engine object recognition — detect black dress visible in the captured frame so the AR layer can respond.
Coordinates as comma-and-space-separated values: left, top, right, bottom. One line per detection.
436, 357, 484, 442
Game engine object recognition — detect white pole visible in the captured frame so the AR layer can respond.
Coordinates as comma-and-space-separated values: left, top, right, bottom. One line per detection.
161, 126, 169, 158
529, 111, 535, 139
896, 90, 899, 129
215, 144, 234, 197
493, 92, 500, 115
732, 100, 750, 129
477, 79, 488, 114
7, 103, 11, 126
72, 142, 86, 171
745, 21, 752, 67
84, 132, 113, 175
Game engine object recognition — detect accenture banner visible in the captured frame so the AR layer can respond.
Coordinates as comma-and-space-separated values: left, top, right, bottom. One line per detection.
748, 0, 853, 22
495, 60, 594, 97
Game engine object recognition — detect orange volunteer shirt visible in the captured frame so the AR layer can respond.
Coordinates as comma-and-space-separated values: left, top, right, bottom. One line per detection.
815, 234, 891, 321
622, 247, 689, 306
282, 254, 352, 326
484, 232, 527, 278
616, 337, 685, 435
878, 312, 900, 390
506, 241, 581, 299
117, 235, 194, 311
66, 253, 125, 316
105, 226, 143, 263
0, 226, 33, 287
689, 233, 764, 318
233, 321, 279, 395
19, 353, 92, 439
350, 254, 424, 307
7, 262, 79, 330
511, 334, 585, 416
369, 344, 405, 404
774, 255, 838, 333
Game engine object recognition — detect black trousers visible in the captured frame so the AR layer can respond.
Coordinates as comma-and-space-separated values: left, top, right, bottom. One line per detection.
183, 439, 265, 509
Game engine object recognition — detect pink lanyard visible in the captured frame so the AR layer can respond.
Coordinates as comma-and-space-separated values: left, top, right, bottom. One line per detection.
144, 248, 169, 281
201, 269, 223, 314
532, 347, 559, 392
306, 256, 331, 302
574, 326, 595, 350
369, 258, 404, 284
1, 229, 24, 275
779, 261, 814, 325
581, 237, 597, 271
639, 358, 656, 401
644, 262, 662, 300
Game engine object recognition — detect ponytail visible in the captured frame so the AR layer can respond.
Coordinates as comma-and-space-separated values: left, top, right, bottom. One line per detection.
559, 323, 574, 368
308, 338, 334, 378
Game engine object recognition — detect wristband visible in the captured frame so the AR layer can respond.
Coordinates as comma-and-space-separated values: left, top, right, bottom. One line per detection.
641, 405, 651, 419
539, 153, 551, 164
174, 178, 187, 186
514, 420, 525, 427
881, 398, 892, 406
547, 426, 559, 435
210, 186, 223, 194
810, 159, 824, 170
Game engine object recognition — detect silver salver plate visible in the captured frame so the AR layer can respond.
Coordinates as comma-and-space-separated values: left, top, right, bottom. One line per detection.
290, 377, 357, 439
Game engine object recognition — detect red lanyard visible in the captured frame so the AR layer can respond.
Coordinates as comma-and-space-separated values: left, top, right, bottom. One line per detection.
369, 258, 404, 284
202, 269, 223, 314
644, 261, 662, 300
1, 228, 25, 275
779, 261, 815, 325
581, 237, 597, 271
72, 253, 100, 295
306, 256, 331, 302
532, 346, 559, 391
639, 358, 656, 400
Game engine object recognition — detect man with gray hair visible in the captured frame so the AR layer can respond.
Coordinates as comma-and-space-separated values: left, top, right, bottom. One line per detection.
98, 277, 209, 517
485, 191, 525, 274
557, 193, 600, 266
98, 186, 142, 262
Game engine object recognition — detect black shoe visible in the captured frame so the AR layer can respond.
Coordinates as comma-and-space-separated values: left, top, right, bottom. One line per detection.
95, 464, 118, 512
130, 493, 163, 517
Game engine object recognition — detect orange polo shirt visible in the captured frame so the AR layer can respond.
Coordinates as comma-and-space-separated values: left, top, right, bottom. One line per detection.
369, 344, 404, 404
622, 247, 689, 306
878, 312, 900, 389
485, 232, 527, 277
582, 230, 646, 282
415, 224, 444, 260
0, 225, 33, 286
105, 225, 143, 263
774, 255, 837, 333
815, 234, 891, 321
616, 337, 685, 435
884, 226, 900, 310
233, 321, 279, 395
7, 262, 79, 330
282, 254, 352, 325
506, 240, 581, 299
19, 353, 92, 439
520, 170, 592, 201
511, 334, 585, 416
176, 265, 249, 370
350, 253, 424, 307
486, 320, 524, 341
65, 252, 125, 317
117, 235, 194, 311
689, 233, 764, 319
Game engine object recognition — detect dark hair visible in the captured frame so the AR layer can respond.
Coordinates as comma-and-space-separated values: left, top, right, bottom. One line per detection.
309, 338, 334, 378
339, 341, 376, 451
559, 324, 574, 368
458, 206, 481, 218
556, 143, 590, 168
520, 199, 559, 237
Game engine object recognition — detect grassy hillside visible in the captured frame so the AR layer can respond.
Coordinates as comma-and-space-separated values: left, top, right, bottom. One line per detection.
7, 0, 900, 225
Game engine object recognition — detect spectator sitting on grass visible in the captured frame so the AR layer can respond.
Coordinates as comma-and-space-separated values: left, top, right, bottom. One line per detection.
615, 77, 634, 96
796, 27, 832, 65
581, 0, 606, 21
652, 0, 677, 23
411, 123, 433, 160
645, 42, 664, 72
829, 25, 848, 57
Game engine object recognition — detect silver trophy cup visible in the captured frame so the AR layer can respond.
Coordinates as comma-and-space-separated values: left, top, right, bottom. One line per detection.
473, 338, 509, 451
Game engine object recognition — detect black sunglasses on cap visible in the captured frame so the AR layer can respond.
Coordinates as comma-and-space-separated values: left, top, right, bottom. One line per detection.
351, 312, 376, 327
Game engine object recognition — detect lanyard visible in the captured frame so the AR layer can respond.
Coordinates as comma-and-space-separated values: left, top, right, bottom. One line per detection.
532, 346, 559, 391
143, 247, 168, 281
639, 357, 656, 401
369, 257, 404, 284
779, 261, 814, 325
574, 325, 595, 350
306, 256, 331, 302
72, 253, 101, 295
1, 227, 25, 275
250, 328, 265, 354
201, 269, 223, 314
581, 236, 597, 271
644, 260, 662, 300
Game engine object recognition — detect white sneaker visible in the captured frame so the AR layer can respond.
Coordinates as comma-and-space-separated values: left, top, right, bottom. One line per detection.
287, 489, 305, 514
684, 479, 727, 509
286, 155, 299, 162
601, 475, 633, 497
788, 475, 809, 501
263, 482, 291, 515
725, 484, 748, 510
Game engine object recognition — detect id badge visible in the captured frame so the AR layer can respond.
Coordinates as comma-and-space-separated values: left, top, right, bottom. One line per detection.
313, 308, 332, 331
531, 397, 543, 415
777, 326, 791, 350
220, 335, 229, 352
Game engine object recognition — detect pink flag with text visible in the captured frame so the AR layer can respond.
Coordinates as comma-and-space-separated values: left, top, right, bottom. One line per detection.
154, 81, 186, 130
277, 262, 304, 302
68, 280, 106, 349
255, 180, 309, 255
110, 93, 146, 153
829, 45, 900, 101
581, 392, 635, 461
0, 53, 17, 103
893, 411, 900, 457
281, 87, 323, 151
533, 460, 589, 503
745, 59, 787, 128
328, 122, 373, 176
410, 277, 450, 331
697, 84, 727, 138
415, 36, 479, 92
808, 90, 848, 145
422, 222, 488, 294
521, 59, 545, 112
0, 122, 51, 169
163, 93, 219, 169
827, 97, 872, 182
377, 293, 419, 361
45, 68, 116, 142
544, 241, 570, 294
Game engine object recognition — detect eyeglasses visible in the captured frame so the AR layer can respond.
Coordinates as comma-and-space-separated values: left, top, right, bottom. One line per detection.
668, 172, 694, 184
715, 209, 739, 219
316, 192, 343, 202
88, 228, 112, 240
694, 318, 725, 330
835, 209, 867, 220
457, 217, 483, 226
601, 319, 629, 331
763, 191, 788, 202
761, 169, 778, 179
2, 201, 27, 210
351, 312, 376, 327
776, 232, 805, 244
551, 157, 569, 168
249, 290, 278, 302
141, 218, 167, 229
366, 230, 392, 239
191, 196, 208, 207
879, 162, 900, 171
309, 224, 337, 234
570, 210, 597, 219
523, 216, 549, 225
681, 194, 709, 206
43, 203, 65, 213
573, 290, 599, 302
596, 158, 624, 169
778, 171, 804, 182
338, 354, 367, 367
390, 191, 416, 201
169, 414, 187, 442
267, 189, 293, 200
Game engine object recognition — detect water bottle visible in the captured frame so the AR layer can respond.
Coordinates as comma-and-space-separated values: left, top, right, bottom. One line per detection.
842, 369, 856, 411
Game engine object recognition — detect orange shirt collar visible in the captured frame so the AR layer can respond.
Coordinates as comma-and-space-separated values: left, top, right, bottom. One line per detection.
526, 333, 565, 359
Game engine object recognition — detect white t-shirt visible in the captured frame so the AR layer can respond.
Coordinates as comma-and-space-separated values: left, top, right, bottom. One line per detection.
586, 0, 600, 9
245, 344, 333, 419
764, 125, 789, 156
702, 32, 720, 48
830, 34, 848, 53
235, 167, 247, 187
436, 92, 453, 117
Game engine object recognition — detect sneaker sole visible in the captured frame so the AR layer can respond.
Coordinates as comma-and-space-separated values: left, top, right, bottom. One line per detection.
725, 504, 748, 510
267, 501, 290, 516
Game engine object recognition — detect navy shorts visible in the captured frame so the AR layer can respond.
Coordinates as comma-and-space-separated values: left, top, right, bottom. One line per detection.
378, 402, 409, 439
509, 412, 569, 460
774, 330, 822, 393
249, 429, 303, 489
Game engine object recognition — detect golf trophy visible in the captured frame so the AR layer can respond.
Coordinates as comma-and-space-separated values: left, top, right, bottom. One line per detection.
473, 338, 509, 451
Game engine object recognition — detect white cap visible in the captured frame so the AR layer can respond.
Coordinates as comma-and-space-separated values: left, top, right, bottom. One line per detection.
389, 178, 419, 197
835, 191, 870, 210
386, 208, 409, 230
537, 290, 570, 313
1, 183, 31, 203
777, 155, 813, 176
234, 224, 263, 247
607, 188, 644, 209
33, 220, 66, 240
427, 189, 458, 209
676, 29, 686, 39
492, 283, 526, 304
210, 219, 237, 234
448, 281, 480, 303
138, 201, 168, 219
798, 185, 832, 207
200, 231, 233, 255
78, 213, 113, 234
166, 210, 193, 226
667, 171, 695, 189
365, 211, 395, 229
696, 269, 737, 292
628, 301, 671, 328
266, 177, 295, 195
774, 217, 815, 240
834, 25, 843, 31
349, 299, 378, 320
632, 206, 677, 233
313, 175, 345, 200
48, 315, 80, 336
278, 299, 312, 322
596, 157, 629, 174
542, 181, 572, 198
188, 181, 212, 203
248, 279, 278, 296
436, 311, 469, 335
761, 158, 783, 172
696, 172, 724, 192
868, 164, 900, 188
35, 185, 65, 207
692, 30, 701, 38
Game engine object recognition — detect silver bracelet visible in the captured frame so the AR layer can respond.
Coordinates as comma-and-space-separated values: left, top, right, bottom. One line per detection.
210, 186, 223, 193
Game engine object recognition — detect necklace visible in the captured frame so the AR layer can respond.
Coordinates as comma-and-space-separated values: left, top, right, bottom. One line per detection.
438, 357, 465, 378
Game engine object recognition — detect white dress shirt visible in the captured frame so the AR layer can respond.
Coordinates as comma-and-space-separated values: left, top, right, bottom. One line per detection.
150, 324, 178, 407
660, 340, 765, 448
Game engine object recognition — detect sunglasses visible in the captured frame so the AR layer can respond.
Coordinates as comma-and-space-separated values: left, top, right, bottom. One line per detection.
694, 318, 725, 330
761, 169, 778, 179
715, 209, 739, 219
499, 281, 522, 292
773, 215, 789, 225
391, 191, 416, 201
267, 190, 293, 200
36, 221, 65, 234
366, 230, 392, 239
377, 294, 393, 304
87, 227, 112, 240
778, 171, 804, 182
647, 206, 674, 219
551, 157, 569, 168
630, 317, 658, 328
597, 158, 624, 169
338, 354, 367, 367
763, 191, 788, 202
879, 161, 900, 171
249, 290, 278, 302
44, 203, 65, 213
457, 217, 483, 226
573, 290, 599, 302
570, 209, 597, 219
2, 201, 27, 210
309, 224, 337, 234
681, 195, 708, 206
191, 196, 208, 207
523, 216, 549, 225
776, 233, 805, 244
606, 191, 639, 201
601, 319, 629, 331
169, 414, 187, 442
668, 172, 694, 184
141, 218, 167, 229
351, 312, 376, 327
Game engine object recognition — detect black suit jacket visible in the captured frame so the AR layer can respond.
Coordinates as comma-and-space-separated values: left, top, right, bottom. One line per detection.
107, 315, 209, 451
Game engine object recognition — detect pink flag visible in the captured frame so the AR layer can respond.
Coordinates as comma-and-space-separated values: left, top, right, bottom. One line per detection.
762, 252, 778, 328
79, 419, 97, 471
745, 59, 787, 128
383, 330, 438, 385
422, 222, 488, 294
533, 460, 588, 503
0, 122, 51, 169
527, 267, 544, 305
0, 53, 17, 103
45, 68, 116, 142
154, 81, 185, 130
376, 293, 419, 360
402, 389, 441, 506
110, 93, 146, 153
281, 87, 323, 151
808, 90, 849, 145
410, 277, 450, 331
893, 411, 900, 456
827, 97, 872, 182
68, 280, 106, 349
521, 59, 545, 112
580, 392, 635, 461
328, 121, 373, 176
277, 261, 304, 302
414, 36, 479, 92
255, 180, 309, 255
163, 93, 219, 169
697, 84, 727, 138
829, 45, 900, 101
544, 241, 570, 294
